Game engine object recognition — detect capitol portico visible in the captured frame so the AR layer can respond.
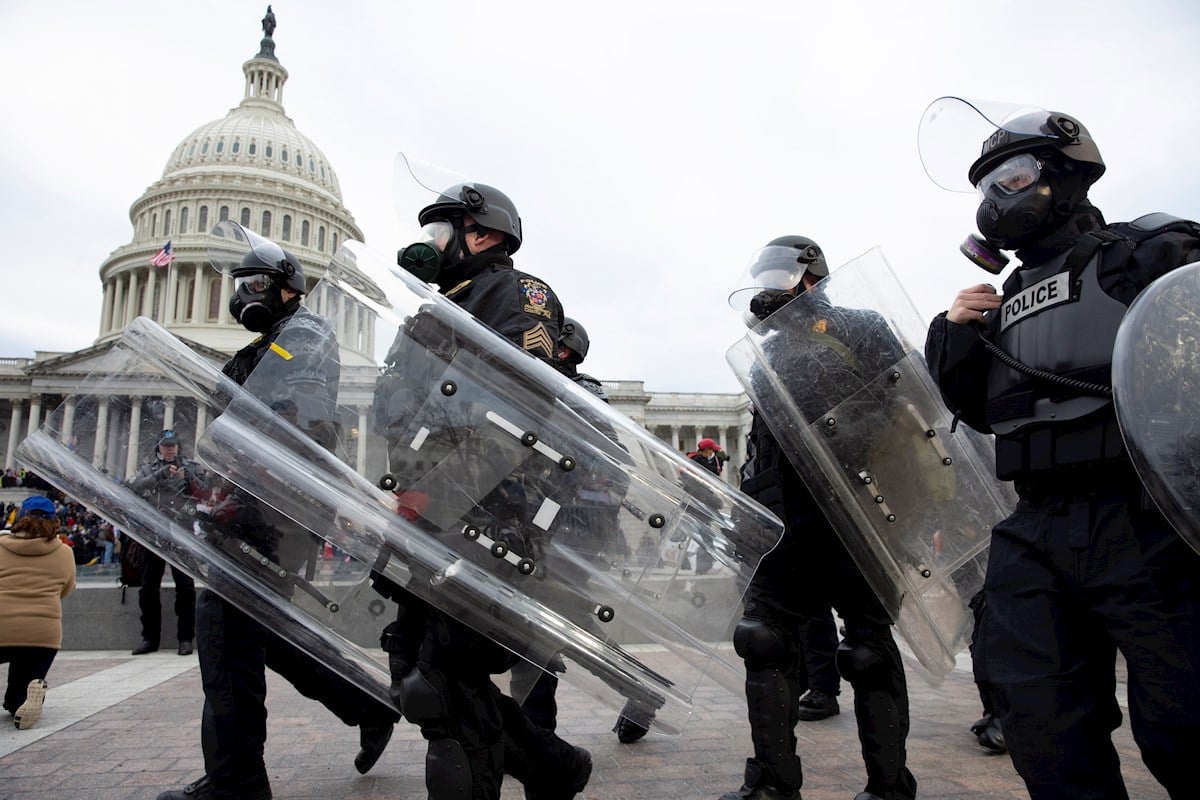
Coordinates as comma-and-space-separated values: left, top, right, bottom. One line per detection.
0, 11, 749, 486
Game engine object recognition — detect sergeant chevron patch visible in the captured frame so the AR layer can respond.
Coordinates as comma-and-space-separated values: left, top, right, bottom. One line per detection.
522, 323, 555, 358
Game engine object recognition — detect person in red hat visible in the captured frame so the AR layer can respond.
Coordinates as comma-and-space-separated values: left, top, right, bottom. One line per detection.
690, 437, 727, 476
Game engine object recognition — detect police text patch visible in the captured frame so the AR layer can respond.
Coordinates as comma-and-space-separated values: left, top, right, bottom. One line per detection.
1000, 272, 1072, 332
520, 278, 553, 319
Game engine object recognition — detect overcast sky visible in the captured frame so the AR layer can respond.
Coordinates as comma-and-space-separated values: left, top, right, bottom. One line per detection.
3, 0, 1199, 394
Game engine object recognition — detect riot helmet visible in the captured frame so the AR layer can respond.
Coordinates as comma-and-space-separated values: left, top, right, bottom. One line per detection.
417, 182, 523, 253
229, 240, 306, 332
971, 109, 1105, 250
398, 182, 523, 285
729, 235, 829, 327
208, 221, 307, 333
559, 317, 590, 364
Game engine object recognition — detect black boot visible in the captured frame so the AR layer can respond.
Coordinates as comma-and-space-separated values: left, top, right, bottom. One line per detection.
612, 699, 654, 743
718, 759, 801, 800
354, 721, 394, 774
156, 774, 272, 800
132, 639, 159, 655
970, 714, 1007, 753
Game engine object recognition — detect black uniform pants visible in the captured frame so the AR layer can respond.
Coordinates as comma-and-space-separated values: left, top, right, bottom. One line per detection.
406, 604, 585, 800
980, 487, 1200, 800
139, 551, 195, 644
196, 589, 399, 789
740, 517, 914, 799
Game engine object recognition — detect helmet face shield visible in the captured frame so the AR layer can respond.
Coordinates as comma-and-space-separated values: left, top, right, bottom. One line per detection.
976, 154, 1043, 197
918, 96, 1048, 193
728, 245, 810, 311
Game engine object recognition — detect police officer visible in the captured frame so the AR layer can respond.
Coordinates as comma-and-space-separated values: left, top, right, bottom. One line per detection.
158, 235, 397, 800
722, 236, 916, 800
376, 181, 592, 800
127, 429, 199, 657
925, 105, 1200, 799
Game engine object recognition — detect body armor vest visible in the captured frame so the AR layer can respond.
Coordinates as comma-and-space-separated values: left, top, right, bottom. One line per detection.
985, 248, 1127, 435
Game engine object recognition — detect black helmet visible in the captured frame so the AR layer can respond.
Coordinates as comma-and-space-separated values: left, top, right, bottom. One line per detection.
156, 430, 179, 449
760, 235, 829, 279
560, 317, 590, 362
968, 110, 1105, 189
418, 183, 523, 254
231, 243, 307, 294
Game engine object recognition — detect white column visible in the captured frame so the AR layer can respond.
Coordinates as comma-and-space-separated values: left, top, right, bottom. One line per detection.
61, 397, 76, 446
356, 407, 368, 475
125, 398, 143, 480
162, 396, 176, 431
125, 269, 141, 325
195, 402, 208, 438
92, 398, 110, 469
111, 276, 126, 332
100, 280, 115, 334
5, 401, 24, 469
26, 395, 42, 436
164, 262, 179, 324
145, 266, 159, 323
669, 425, 681, 452
219, 274, 232, 325
190, 264, 205, 323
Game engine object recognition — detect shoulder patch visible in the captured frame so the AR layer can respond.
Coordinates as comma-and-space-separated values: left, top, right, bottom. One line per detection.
520, 278, 554, 319
522, 323, 555, 358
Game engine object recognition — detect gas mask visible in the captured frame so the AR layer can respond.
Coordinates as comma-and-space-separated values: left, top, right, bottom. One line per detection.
974, 153, 1056, 251
748, 289, 795, 322
398, 219, 482, 284
229, 273, 287, 333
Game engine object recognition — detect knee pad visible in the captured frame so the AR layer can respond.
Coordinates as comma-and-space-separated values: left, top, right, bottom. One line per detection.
425, 739, 471, 799
836, 639, 885, 686
398, 668, 448, 729
733, 618, 789, 668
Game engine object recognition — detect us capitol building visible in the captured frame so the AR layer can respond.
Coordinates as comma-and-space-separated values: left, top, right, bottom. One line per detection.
0, 13, 749, 485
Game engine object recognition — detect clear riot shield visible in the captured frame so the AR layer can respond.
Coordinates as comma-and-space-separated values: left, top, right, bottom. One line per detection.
189, 238, 783, 734
1112, 261, 1200, 556
727, 247, 1017, 680
14, 325, 396, 710
52, 230, 782, 735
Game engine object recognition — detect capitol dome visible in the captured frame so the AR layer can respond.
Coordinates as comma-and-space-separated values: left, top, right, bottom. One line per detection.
94, 20, 368, 357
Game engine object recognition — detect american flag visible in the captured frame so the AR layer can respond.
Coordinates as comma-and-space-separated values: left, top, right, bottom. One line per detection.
150, 240, 175, 267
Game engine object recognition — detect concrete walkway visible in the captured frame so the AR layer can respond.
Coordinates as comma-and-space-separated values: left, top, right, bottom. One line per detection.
0, 648, 1168, 800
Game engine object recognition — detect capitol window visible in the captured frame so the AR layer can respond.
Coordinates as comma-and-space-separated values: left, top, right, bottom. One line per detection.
281, 146, 288, 163
249, 142, 257, 156
219, 206, 229, 222
265, 144, 273, 159
180, 207, 190, 234
282, 215, 292, 242
198, 206, 208, 233
232, 140, 240, 154
317, 225, 325, 252
261, 210, 272, 237
201, 141, 209, 155
296, 153, 302, 167
216, 139, 224, 154
240, 207, 251, 227
301, 220, 310, 246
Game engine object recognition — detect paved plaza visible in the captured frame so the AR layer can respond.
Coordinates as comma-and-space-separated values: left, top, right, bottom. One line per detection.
0, 643, 1168, 800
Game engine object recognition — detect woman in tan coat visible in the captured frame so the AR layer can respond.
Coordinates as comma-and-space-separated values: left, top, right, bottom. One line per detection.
0, 495, 76, 729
